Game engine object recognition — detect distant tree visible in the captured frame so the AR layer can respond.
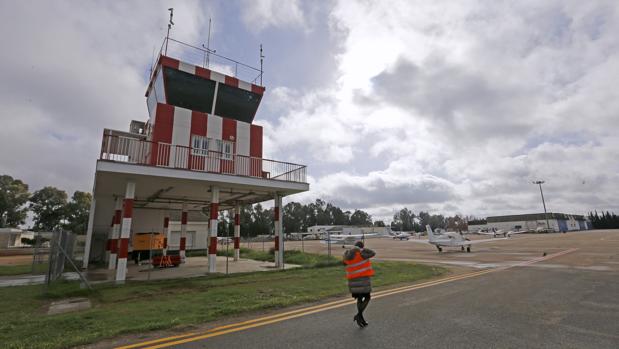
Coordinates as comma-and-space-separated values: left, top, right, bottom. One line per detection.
0, 175, 30, 228
588, 210, 619, 229
374, 220, 386, 227
326, 203, 350, 226
240, 205, 254, 236
283, 202, 305, 233
29, 186, 68, 232
350, 209, 372, 226
251, 203, 273, 236
63, 191, 92, 234
446, 215, 467, 231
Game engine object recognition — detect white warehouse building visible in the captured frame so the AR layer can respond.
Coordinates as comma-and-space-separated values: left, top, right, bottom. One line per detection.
468, 213, 591, 233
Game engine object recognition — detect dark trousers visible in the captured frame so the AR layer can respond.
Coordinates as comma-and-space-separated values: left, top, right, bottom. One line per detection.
353, 293, 371, 318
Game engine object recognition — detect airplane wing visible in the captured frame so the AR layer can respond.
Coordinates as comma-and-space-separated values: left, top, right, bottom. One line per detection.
454, 237, 508, 245
407, 239, 431, 244
327, 233, 378, 239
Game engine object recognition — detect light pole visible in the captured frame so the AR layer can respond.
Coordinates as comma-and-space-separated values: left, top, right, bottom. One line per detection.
532, 180, 551, 230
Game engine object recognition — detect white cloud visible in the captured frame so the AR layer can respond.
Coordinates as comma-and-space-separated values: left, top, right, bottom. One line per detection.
2, 1, 619, 224
240, 0, 307, 32
266, 0, 619, 220
0, 0, 207, 194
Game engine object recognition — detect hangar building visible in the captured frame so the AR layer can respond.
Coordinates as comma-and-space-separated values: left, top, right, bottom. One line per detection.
469, 213, 591, 232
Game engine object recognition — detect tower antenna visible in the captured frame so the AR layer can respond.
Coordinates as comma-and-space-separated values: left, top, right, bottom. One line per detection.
260, 44, 264, 85
165, 8, 174, 55
202, 18, 216, 68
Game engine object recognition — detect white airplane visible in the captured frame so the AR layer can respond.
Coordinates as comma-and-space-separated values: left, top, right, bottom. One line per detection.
390, 232, 411, 240
409, 225, 508, 253
321, 233, 379, 247
217, 237, 233, 245
479, 228, 527, 238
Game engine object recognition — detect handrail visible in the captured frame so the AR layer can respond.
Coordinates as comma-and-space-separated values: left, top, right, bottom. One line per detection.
152, 36, 264, 86
99, 134, 307, 184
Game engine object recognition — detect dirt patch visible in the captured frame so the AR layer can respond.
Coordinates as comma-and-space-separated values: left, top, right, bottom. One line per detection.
0, 255, 33, 266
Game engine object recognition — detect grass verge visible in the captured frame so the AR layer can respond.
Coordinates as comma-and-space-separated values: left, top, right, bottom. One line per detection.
0, 263, 49, 276
0, 258, 445, 349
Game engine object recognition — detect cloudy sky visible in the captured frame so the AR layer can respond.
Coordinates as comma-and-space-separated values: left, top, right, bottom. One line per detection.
1, 0, 618, 221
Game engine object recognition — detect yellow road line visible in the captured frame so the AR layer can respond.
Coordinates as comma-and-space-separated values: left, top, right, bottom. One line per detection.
120, 248, 577, 349
115, 333, 199, 349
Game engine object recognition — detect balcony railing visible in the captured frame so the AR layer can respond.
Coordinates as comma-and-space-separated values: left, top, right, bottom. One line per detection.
99, 134, 307, 184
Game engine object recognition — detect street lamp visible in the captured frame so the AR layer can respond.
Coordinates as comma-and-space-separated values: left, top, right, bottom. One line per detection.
532, 180, 551, 230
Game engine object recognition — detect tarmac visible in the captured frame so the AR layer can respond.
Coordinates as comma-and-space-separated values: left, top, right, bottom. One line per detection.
107, 229, 619, 349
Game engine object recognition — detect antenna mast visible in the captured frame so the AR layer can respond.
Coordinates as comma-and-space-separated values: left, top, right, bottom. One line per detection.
260, 44, 264, 86
165, 8, 174, 55
202, 18, 216, 68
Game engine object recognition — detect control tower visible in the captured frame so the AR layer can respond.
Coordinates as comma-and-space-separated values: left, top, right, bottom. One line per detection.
83, 36, 309, 282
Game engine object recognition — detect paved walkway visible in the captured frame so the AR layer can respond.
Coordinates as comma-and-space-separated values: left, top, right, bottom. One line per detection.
0, 256, 299, 287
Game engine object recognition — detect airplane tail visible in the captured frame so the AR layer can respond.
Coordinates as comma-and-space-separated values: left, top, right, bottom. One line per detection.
426, 225, 435, 242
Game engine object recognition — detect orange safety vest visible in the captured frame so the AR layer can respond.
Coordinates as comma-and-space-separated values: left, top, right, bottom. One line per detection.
344, 250, 374, 280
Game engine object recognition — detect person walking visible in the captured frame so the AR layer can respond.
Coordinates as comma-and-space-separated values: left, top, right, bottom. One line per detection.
343, 240, 375, 328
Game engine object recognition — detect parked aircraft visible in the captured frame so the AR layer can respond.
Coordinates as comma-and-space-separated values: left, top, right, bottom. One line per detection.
322, 233, 379, 247
479, 228, 527, 238
409, 225, 508, 252
390, 232, 411, 240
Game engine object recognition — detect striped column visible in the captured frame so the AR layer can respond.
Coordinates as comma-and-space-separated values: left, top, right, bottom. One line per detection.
104, 215, 114, 263
234, 204, 241, 261
208, 187, 219, 273
115, 182, 135, 283
108, 198, 122, 270
180, 207, 188, 262
162, 215, 170, 256
274, 193, 283, 269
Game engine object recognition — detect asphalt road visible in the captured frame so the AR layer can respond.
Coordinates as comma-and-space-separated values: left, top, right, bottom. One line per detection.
112, 231, 619, 349
150, 264, 618, 348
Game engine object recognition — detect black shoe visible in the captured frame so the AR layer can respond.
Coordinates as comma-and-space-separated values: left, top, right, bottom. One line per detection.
353, 315, 365, 328
359, 315, 368, 326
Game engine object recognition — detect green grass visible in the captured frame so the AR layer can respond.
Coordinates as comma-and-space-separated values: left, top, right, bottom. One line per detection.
0, 262, 49, 276
0, 257, 446, 349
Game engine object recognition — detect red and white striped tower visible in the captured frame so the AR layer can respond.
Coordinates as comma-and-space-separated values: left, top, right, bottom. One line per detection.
115, 181, 135, 283
162, 215, 170, 256
180, 205, 188, 262
208, 186, 220, 272
108, 198, 122, 270
234, 203, 241, 261
274, 193, 283, 269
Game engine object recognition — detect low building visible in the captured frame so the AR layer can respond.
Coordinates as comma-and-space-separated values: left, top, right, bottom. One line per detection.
470, 213, 591, 232
0, 228, 23, 248
307, 225, 390, 237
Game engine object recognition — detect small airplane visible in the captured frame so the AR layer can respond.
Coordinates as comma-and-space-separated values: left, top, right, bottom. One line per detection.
217, 237, 233, 245
479, 228, 527, 238
322, 233, 379, 247
409, 225, 508, 253
390, 232, 411, 240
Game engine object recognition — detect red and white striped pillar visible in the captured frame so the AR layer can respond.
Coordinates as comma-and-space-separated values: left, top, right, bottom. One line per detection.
115, 181, 135, 283
108, 198, 122, 270
234, 204, 241, 261
274, 193, 283, 269
162, 215, 170, 256
180, 206, 188, 262
208, 186, 219, 273
104, 215, 114, 264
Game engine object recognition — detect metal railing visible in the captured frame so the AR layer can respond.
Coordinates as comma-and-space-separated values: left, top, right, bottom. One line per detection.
154, 37, 264, 85
100, 134, 307, 184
